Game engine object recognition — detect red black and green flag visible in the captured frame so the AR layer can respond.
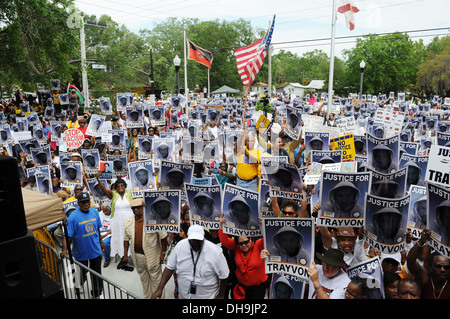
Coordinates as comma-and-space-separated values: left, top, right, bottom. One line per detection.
187, 39, 213, 68
67, 83, 84, 103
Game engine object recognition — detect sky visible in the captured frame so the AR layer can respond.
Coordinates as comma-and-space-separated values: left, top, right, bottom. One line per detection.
72, 0, 450, 60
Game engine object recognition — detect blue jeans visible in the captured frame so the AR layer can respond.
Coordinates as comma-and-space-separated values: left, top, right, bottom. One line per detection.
236, 177, 258, 192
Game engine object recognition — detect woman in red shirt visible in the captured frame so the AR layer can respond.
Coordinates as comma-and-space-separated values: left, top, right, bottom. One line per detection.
219, 214, 268, 299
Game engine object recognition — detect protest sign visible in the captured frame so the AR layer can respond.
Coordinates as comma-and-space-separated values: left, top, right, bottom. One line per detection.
185, 183, 222, 230
269, 273, 306, 299
108, 129, 125, 152
159, 160, 193, 190
305, 132, 329, 153
99, 160, 113, 179
144, 190, 180, 233
60, 161, 83, 187
263, 217, 314, 280
126, 106, 144, 128
399, 153, 428, 189
35, 172, 52, 195
318, 171, 371, 228
255, 113, 272, 135
364, 193, 410, 254
128, 159, 156, 191
425, 145, 450, 187
81, 149, 100, 175
259, 179, 273, 217
400, 141, 419, 156
329, 134, 355, 161
30, 144, 51, 166
285, 106, 302, 140
153, 138, 175, 164
181, 136, 203, 163
427, 182, 450, 258
265, 161, 303, 198
346, 257, 385, 299
335, 116, 357, 136
86, 114, 106, 137
407, 185, 427, 239
87, 177, 109, 206
222, 183, 260, 237
138, 135, 153, 160
367, 133, 400, 174
150, 105, 165, 126
99, 97, 113, 115
107, 154, 128, 177
368, 167, 407, 199
312, 150, 343, 165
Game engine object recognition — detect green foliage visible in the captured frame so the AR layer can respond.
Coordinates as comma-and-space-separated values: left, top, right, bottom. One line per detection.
342, 33, 425, 95
417, 41, 450, 96
0, 0, 79, 92
1, 2, 447, 99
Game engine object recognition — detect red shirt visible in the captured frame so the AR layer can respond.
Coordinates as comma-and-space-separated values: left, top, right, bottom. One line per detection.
219, 229, 267, 287
421, 278, 450, 299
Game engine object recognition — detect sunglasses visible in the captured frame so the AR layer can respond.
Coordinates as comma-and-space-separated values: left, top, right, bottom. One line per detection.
282, 210, 296, 216
132, 206, 143, 210
238, 239, 250, 246
433, 263, 450, 270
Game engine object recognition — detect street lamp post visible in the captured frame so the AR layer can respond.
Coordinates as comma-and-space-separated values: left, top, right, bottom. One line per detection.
359, 60, 365, 99
173, 55, 181, 95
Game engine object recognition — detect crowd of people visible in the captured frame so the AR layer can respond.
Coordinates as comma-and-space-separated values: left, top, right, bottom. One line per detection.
1, 85, 449, 301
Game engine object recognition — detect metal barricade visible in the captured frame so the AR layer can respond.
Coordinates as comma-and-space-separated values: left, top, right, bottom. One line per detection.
35, 238, 141, 299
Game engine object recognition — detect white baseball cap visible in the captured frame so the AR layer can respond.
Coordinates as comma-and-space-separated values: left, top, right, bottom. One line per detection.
187, 225, 205, 241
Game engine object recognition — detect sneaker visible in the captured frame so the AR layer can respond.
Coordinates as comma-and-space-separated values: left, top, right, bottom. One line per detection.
117, 261, 124, 270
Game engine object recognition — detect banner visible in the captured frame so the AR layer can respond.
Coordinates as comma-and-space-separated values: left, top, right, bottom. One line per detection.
221, 183, 260, 237
364, 193, 410, 254
329, 134, 355, 161
367, 133, 400, 174
263, 217, 314, 280
144, 190, 180, 233
159, 160, 194, 190
318, 171, 371, 227
185, 183, 222, 230
427, 182, 450, 257
425, 145, 450, 187
346, 257, 385, 299
407, 185, 427, 239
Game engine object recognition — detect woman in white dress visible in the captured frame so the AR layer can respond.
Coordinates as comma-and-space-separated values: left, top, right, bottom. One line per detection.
96, 174, 134, 270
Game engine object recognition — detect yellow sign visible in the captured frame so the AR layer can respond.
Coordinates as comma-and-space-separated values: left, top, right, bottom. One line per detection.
255, 114, 271, 134
329, 133, 355, 161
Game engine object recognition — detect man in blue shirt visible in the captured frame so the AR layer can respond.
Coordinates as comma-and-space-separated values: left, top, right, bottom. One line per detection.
61, 192, 105, 298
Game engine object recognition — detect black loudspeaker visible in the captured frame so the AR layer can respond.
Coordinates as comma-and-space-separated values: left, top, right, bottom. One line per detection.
0, 229, 43, 298
0, 155, 28, 242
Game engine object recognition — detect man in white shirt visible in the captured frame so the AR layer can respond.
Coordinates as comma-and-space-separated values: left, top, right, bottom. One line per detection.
151, 225, 229, 299
307, 248, 351, 299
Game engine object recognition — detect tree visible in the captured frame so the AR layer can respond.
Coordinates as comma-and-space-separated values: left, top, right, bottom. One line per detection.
342, 33, 423, 95
0, 0, 79, 92
417, 42, 450, 96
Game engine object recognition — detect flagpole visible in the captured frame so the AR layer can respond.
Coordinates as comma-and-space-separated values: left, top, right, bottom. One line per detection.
207, 67, 210, 99
327, 0, 337, 118
183, 24, 188, 114
268, 43, 272, 98
80, 18, 89, 111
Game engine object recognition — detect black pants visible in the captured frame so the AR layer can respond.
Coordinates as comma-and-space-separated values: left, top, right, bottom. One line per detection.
234, 282, 267, 299
78, 254, 103, 297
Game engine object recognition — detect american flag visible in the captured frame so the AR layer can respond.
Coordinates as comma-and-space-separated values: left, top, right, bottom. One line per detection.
234, 15, 275, 87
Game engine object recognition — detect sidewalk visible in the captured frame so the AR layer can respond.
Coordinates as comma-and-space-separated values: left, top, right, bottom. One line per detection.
101, 255, 175, 299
